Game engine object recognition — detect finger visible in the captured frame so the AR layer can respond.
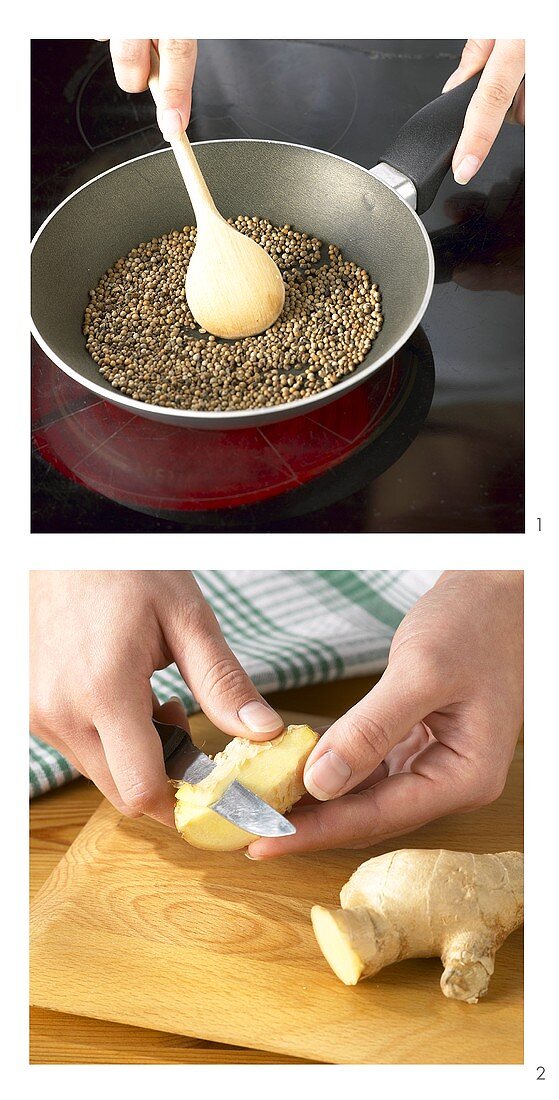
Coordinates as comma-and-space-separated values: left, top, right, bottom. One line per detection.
442, 39, 495, 93
109, 39, 152, 93
384, 721, 431, 774
400, 726, 438, 773
302, 664, 436, 801
349, 723, 430, 795
350, 760, 388, 792
451, 39, 525, 184
61, 727, 143, 818
94, 687, 176, 827
59, 745, 90, 779
152, 693, 191, 730
39, 730, 90, 780
248, 742, 467, 859
156, 39, 197, 139
164, 598, 283, 740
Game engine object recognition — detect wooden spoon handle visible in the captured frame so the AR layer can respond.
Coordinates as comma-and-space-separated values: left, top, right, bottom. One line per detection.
147, 44, 218, 224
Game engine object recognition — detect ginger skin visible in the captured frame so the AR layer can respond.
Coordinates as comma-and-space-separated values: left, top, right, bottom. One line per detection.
311, 849, 523, 1003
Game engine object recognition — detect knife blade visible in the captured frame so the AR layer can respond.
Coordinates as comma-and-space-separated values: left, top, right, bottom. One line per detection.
154, 719, 296, 838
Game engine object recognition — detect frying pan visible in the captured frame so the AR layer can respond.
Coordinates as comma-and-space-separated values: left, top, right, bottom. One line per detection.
31, 74, 479, 429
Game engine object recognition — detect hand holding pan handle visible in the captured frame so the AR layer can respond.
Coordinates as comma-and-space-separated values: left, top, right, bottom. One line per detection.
372, 73, 481, 215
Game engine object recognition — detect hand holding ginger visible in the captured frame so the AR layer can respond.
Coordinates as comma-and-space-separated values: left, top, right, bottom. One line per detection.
29, 571, 282, 826
247, 571, 523, 858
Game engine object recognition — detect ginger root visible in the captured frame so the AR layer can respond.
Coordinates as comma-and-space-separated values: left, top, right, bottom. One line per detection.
175, 724, 318, 851
311, 849, 523, 1003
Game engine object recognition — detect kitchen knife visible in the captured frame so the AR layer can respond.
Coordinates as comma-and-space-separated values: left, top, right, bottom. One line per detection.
153, 719, 296, 838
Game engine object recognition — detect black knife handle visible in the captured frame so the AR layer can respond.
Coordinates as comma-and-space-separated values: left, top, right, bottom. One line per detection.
153, 718, 192, 761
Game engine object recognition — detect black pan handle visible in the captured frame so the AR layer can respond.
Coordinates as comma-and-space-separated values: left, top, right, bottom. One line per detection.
379, 72, 481, 215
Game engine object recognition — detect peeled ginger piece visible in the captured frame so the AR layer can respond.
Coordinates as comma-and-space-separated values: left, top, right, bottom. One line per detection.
175, 724, 319, 851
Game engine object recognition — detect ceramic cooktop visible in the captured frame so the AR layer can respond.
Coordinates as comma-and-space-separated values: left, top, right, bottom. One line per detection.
31, 39, 524, 533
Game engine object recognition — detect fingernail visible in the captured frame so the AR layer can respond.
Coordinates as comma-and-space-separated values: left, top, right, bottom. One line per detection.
159, 107, 183, 140
246, 843, 266, 860
304, 751, 352, 800
454, 155, 480, 185
238, 700, 283, 734
441, 69, 460, 93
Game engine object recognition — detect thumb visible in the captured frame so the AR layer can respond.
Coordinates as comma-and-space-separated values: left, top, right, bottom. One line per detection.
165, 598, 283, 740
303, 664, 433, 800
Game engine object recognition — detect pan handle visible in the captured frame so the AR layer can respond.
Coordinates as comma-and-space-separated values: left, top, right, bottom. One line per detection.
373, 72, 482, 215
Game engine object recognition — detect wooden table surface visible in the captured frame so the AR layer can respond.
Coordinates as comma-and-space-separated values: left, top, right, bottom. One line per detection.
30, 674, 523, 1065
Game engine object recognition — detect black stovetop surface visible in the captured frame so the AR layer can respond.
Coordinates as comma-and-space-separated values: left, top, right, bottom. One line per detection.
31, 39, 524, 533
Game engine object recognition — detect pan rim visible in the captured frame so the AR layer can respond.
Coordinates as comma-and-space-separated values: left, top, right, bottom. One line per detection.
31, 140, 435, 425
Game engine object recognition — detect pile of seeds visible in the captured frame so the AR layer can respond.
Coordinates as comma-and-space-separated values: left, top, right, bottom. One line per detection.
83, 216, 384, 411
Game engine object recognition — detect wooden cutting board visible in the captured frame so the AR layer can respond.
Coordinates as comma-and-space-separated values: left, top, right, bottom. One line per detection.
30, 710, 523, 1065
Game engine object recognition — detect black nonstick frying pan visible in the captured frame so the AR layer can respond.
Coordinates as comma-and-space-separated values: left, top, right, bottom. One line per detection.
31, 74, 479, 429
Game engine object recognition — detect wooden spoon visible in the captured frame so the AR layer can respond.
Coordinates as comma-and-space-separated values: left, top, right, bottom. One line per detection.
147, 49, 285, 339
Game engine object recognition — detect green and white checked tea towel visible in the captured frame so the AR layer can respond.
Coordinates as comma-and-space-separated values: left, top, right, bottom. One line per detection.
30, 570, 440, 798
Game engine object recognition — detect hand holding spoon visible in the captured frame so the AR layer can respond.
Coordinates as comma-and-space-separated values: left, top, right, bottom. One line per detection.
148, 47, 285, 339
